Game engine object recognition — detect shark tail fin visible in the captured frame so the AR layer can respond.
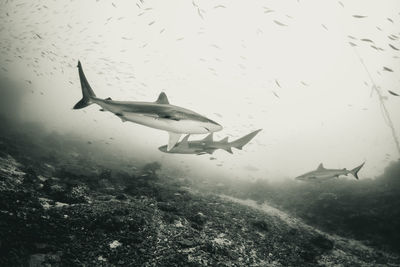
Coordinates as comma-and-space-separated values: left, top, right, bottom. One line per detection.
349, 162, 365, 180
230, 129, 262, 150
74, 61, 97, 109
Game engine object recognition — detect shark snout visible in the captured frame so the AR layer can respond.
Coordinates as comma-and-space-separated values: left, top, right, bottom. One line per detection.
206, 119, 223, 132
158, 146, 168, 153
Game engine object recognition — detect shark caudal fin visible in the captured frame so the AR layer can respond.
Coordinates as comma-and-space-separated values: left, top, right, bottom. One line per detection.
349, 162, 365, 180
229, 129, 262, 150
73, 61, 97, 109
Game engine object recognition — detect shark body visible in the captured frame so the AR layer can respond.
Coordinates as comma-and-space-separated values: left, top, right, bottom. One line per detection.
295, 162, 365, 181
158, 129, 262, 155
73, 61, 222, 150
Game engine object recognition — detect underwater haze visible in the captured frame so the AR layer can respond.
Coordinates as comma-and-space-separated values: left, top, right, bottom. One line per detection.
1, 0, 400, 266
1, 0, 400, 179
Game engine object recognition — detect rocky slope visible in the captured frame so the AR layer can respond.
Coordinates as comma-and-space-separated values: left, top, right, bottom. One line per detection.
1, 152, 399, 266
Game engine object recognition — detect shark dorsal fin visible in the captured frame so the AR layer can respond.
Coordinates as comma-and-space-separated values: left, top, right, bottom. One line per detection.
105, 97, 112, 100
202, 133, 213, 142
224, 147, 233, 154
317, 163, 324, 170
220, 137, 229, 143
167, 132, 181, 151
155, 92, 169, 104
178, 134, 190, 148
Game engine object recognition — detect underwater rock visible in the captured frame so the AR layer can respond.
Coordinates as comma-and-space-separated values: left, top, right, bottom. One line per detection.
252, 219, 269, 232
28, 252, 62, 267
310, 235, 334, 251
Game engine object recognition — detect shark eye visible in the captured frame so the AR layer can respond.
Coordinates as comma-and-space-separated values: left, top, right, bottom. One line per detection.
203, 127, 210, 131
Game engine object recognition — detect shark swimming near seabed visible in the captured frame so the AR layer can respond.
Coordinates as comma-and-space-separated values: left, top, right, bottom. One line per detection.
73, 61, 222, 151
158, 129, 262, 155
295, 162, 365, 181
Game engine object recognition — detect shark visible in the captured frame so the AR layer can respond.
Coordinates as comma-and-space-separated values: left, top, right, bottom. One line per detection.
73, 61, 222, 151
295, 162, 365, 181
158, 129, 262, 155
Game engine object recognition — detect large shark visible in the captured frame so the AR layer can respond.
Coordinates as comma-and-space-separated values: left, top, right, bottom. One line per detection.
158, 129, 262, 155
295, 162, 365, 181
73, 61, 222, 150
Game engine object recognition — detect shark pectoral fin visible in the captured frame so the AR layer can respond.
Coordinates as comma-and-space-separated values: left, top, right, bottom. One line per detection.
167, 132, 181, 151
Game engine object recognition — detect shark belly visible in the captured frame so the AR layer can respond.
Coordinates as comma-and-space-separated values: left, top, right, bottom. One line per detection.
122, 112, 209, 134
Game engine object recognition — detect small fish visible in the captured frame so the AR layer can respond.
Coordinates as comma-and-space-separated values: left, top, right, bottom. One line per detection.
388, 90, 399, 96
370, 45, 381, 51
353, 15, 367, 18
197, 8, 204, 19
321, 24, 328, 30
349, 42, 357, 47
214, 113, 222, 118
338, 1, 344, 7
387, 18, 393, 23
361, 38, 374, 43
272, 91, 279, 98
273, 20, 287, 26
383, 66, 393, 72
389, 44, 399, 51
301, 81, 308, 86
148, 21, 155, 26
275, 79, 281, 88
